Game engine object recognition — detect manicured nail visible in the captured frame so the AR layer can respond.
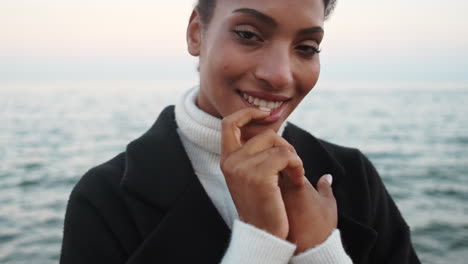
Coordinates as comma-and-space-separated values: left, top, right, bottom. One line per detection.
324, 174, 333, 185
258, 106, 272, 112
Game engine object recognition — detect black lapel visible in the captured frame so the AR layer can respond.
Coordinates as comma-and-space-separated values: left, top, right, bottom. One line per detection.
123, 108, 346, 209
121, 106, 230, 263
283, 122, 346, 186
122, 106, 192, 210
120, 107, 375, 263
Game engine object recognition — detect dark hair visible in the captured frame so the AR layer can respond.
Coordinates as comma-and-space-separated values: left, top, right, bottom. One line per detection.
196, 0, 337, 26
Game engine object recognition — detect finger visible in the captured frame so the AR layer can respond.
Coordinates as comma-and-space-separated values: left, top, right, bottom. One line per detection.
223, 147, 292, 189
253, 146, 304, 181
316, 174, 334, 199
240, 129, 296, 157
223, 142, 299, 184
282, 165, 305, 187
221, 108, 270, 158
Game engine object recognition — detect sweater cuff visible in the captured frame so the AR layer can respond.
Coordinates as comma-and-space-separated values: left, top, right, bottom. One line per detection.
221, 219, 296, 264
290, 229, 352, 264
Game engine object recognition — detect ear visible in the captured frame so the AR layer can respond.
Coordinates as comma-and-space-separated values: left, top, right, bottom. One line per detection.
186, 9, 202, 57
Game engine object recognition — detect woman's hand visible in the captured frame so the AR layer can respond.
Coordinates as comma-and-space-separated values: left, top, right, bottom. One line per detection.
280, 173, 338, 254
221, 108, 304, 239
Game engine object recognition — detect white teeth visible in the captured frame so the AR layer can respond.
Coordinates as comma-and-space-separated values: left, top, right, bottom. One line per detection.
241, 92, 284, 110
259, 99, 267, 107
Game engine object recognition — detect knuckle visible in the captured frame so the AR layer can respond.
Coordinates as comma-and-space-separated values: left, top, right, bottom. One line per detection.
220, 159, 229, 173
256, 129, 275, 142
295, 156, 304, 167
220, 157, 235, 175
232, 164, 249, 178
268, 146, 289, 159
277, 146, 291, 156
267, 147, 279, 156
249, 174, 264, 189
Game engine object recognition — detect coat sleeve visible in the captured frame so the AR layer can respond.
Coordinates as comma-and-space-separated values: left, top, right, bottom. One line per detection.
60, 188, 129, 264
360, 152, 420, 264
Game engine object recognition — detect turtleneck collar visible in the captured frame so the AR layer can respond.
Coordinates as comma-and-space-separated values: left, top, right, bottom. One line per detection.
175, 87, 222, 154
175, 86, 287, 155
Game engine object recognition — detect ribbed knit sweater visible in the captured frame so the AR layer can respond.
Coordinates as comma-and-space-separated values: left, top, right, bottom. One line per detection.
175, 87, 352, 264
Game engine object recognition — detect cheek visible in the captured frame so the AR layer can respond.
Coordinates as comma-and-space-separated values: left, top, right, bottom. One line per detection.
209, 47, 250, 85
207, 41, 235, 73
309, 62, 321, 87
298, 60, 321, 95
222, 61, 232, 74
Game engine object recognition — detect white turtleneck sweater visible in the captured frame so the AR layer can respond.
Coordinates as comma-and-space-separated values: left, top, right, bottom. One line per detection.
175, 87, 352, 264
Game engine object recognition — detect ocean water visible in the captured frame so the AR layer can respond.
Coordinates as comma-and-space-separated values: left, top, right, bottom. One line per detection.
1, 81, 467, 263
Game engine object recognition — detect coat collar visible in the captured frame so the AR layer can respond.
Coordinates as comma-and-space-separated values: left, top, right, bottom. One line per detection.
121, 105, 231, 262
121, 105, 195, 210
282, 122, 346, 187
121, 105, 346, 210
120, 106, 373, 262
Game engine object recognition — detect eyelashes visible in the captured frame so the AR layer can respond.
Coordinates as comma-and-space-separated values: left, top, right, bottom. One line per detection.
232, 28, 321, 57
233, 29, 261, 42
296, 45, 322, 56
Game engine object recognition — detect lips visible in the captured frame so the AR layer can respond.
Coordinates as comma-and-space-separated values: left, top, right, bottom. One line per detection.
236, 90, 291, 124
239, 91, 290, 112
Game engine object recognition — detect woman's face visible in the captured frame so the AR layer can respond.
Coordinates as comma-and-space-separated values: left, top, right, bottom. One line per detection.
187, 0, 325, 140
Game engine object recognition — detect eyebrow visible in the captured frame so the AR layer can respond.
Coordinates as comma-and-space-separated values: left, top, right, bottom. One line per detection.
232, 8, 324, 35
233, 8, 277, 27
298, 27, 324, 36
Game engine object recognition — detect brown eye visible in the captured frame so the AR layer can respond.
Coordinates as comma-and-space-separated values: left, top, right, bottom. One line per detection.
233, 30, 262, 42
296, 45, 321, 57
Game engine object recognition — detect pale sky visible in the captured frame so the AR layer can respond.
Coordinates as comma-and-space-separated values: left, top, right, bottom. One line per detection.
1, 0, 467, 82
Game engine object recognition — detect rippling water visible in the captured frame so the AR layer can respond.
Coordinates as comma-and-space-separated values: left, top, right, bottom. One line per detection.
1, 81, 467, 263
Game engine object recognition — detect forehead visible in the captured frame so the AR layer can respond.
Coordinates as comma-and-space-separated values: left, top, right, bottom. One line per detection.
213, 0, 325, 27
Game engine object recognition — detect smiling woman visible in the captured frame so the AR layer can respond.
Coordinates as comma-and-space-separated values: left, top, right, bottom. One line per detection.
191, 1, 325, 140
60, 0, 420, 263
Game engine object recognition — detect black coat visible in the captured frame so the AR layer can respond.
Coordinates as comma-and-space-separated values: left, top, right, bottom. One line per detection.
60, 106, 420, 264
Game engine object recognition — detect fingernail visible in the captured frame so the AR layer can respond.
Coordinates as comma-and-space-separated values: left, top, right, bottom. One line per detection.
258, 107, 271, 112
324, 174, 333, 185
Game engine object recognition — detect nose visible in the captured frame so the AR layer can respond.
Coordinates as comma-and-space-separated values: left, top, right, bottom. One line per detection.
254, 46, 294, 90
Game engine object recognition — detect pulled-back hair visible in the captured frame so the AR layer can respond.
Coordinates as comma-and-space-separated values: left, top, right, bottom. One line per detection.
196, 0, 337, 25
